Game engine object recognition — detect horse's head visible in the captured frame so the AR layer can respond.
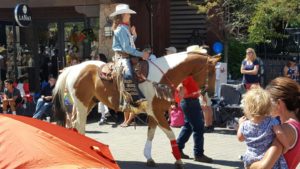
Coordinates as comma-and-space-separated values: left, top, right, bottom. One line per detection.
190, 54, 221, 97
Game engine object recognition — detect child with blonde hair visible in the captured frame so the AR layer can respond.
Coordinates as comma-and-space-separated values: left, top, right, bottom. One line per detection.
237, 87, 289, 168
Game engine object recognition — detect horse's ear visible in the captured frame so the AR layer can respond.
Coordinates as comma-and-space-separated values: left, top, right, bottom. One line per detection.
208, 54, 221, 65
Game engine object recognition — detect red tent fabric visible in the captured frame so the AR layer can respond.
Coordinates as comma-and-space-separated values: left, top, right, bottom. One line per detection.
0, 114, 120, 169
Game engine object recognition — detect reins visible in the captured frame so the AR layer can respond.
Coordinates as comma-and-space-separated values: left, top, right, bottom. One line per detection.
148, 60, 176, 89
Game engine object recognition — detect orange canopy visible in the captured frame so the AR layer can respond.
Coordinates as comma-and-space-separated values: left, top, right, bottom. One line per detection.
0, 114, 120, 169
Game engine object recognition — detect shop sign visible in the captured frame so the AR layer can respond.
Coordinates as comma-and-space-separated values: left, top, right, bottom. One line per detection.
14, 4, 32, 27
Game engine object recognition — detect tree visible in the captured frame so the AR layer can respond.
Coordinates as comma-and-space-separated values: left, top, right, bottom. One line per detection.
187, 0, 257, 62
248, 0, 300, 43
188, 0, 300, 79
188, 0, 300, 44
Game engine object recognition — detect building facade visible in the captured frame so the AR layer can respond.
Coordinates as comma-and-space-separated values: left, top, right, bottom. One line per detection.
0, 0, 216, 91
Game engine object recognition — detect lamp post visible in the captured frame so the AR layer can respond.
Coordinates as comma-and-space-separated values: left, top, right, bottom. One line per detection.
104, 17, 113, 37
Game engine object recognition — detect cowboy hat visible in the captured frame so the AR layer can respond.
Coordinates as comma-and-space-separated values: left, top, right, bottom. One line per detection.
110, 4, 136, 17
186, 45, 207, 54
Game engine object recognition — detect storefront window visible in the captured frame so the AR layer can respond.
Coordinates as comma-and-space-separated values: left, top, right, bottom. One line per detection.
36, 22, 59, 81
64, 22, 84, 66
5, 25, 33, 81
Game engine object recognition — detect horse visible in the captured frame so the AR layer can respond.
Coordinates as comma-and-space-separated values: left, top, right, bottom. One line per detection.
52, 51, 220, 169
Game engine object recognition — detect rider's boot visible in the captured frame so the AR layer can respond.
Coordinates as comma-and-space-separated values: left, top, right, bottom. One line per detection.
123, 78, 147, 108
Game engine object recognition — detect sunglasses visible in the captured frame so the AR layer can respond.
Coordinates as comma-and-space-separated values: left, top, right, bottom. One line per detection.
246, 51, 253, 54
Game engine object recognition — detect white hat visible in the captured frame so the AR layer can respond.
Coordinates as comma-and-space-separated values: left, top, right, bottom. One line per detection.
110, 4, 136, 17
186, 45, 207, 54
165, 46, 177, 53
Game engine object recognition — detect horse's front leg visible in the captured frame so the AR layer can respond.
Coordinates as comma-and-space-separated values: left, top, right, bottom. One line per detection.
155, 112, 184, 169
144, 116, 157, 167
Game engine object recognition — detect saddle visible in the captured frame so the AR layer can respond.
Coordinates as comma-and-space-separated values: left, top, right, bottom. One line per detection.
99, 58, 149, 83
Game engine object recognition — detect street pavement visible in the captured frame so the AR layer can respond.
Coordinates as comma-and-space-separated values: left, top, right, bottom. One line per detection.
86, 119, 245, 169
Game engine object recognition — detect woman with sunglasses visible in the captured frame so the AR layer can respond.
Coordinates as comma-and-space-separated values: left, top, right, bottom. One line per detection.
240, 48, 260, 90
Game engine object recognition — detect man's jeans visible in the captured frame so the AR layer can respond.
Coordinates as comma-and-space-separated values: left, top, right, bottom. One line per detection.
177, 98, 205, 157
33, 98, 52, 119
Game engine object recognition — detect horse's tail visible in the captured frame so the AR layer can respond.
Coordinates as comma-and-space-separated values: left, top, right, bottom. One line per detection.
52, 67, 71, 127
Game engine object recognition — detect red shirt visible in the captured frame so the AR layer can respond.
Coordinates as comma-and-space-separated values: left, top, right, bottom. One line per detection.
284, 119, 300, 169
182, 76, 200, 98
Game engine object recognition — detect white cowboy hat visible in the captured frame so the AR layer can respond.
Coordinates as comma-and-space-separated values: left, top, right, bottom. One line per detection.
110, 4, 136, 17
165, 46, 177, 53
186, 45, 207, 54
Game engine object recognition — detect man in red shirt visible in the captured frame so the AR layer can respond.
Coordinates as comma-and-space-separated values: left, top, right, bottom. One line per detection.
176, 76, 213, 163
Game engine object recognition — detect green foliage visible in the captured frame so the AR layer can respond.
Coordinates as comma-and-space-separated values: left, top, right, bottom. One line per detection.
188, 0, 300, 44
227, 39, 254, 79
248, 0, 300, 43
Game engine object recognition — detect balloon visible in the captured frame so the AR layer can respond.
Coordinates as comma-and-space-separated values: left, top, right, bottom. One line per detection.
213, 41, 223, 54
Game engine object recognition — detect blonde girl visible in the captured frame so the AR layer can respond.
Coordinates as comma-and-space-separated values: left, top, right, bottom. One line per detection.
237, 87, 289, 168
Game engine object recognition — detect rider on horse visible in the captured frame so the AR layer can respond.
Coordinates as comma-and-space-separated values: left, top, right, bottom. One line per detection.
110, 4, 150, 111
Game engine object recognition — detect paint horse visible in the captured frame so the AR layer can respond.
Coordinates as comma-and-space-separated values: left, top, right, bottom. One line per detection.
52, 51, 220, 169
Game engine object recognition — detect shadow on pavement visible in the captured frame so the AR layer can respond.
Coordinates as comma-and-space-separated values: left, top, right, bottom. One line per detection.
211, 128, 237, 135
85, 130, 108, 134
117, 161, 214, 169
213, 159, 243, 168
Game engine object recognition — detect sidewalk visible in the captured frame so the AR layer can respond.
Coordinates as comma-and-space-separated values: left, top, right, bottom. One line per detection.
86, 121, 245, 169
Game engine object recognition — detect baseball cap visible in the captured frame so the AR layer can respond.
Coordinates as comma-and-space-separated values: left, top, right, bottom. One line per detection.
165, 46, 177, 53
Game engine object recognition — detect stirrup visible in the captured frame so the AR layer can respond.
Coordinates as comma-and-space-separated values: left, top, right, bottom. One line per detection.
133, 99, 148, 111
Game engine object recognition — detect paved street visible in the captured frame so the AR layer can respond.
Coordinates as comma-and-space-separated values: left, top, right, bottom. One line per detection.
86, 119, 245, 169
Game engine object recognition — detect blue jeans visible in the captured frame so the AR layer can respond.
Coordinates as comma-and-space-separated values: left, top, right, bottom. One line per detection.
33, 98, 52, 119
177, 98, 205, 157
121, 58, 133, 79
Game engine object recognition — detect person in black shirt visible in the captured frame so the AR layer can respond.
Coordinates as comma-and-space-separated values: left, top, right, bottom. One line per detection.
2, 79, 22, 115
33, 75, 56, 120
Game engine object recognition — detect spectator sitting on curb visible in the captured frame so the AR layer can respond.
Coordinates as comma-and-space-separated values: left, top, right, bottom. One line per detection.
2, 79, 22, 115
32, 75, 56, 120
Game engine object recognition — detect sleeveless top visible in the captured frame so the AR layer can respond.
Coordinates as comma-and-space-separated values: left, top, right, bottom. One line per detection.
284, 119, 300, 169
287, 66, 299, 81
242, 59, 259, 84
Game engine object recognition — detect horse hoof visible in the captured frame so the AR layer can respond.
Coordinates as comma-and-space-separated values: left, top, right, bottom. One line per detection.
175, 163, 184, 169
146, 159, 156, 167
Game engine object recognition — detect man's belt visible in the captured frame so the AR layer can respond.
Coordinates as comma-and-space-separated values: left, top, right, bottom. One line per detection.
115, 51, 129, 58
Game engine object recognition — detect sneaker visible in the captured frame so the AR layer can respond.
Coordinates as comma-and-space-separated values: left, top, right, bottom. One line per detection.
180, 151, 190, 159
194, 154, 213, 163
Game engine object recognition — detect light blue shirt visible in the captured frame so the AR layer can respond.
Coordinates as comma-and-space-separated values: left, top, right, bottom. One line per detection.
112, 25, 143, 57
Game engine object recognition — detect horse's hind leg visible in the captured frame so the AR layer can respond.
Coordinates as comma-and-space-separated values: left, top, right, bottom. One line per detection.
73, 99, 88, 134
144, 116, 157, 167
